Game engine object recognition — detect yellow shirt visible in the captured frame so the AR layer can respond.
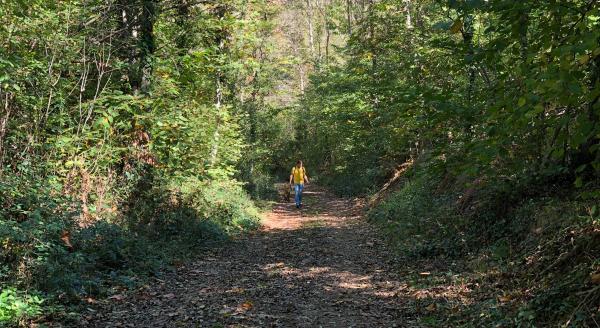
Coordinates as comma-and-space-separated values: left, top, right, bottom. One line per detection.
291, 166, 306, 184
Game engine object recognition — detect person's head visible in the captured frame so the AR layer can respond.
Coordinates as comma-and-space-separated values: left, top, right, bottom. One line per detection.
296, 160, 303, 168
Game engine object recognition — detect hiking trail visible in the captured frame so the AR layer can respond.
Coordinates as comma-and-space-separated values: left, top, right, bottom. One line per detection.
86, 185, 429, 327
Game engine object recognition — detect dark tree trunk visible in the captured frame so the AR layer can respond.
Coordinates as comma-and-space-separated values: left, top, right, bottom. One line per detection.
175, 0, 190, 54
139, 0, 156, 94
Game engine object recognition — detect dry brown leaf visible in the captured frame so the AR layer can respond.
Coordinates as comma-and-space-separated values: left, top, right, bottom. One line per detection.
230, 287, 245, 293
498, 295, 513, 303
162, 293, 176, 299
61, 230, 73, 249
426, 303, 437, 311
419, 272, 431, 276
108, 294, 125, 301
591, 273, 600, 284
241, 301, 253, 311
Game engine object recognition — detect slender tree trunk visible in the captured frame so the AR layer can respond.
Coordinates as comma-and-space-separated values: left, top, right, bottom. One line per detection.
367, 0, 376, 70
299, 65, 306, 94
210, 73, 223, 166
458, 13, 476, 138
176, 0, 190, 54
519, 11, 529, 63
0, 92, 11, 169
139, 0, 156, 94
116, 0, 138, 92
325, 26, 330, 64
248, 46, 263, 145
346, 0, 352, 35
461, 15, 475, 104
305, 0, 315, 60
209, 4, 229, 167
291, 36, 305, 94
404, 0, 412, 29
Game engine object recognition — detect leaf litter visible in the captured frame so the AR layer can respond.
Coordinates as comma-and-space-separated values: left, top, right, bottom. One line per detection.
80, 186, 458, 327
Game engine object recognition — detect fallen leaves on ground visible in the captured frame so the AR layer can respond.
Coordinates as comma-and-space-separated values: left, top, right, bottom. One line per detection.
82, 187, 456, 327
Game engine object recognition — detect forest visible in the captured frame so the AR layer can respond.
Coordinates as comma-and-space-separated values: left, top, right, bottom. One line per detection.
1, 0, 599, 327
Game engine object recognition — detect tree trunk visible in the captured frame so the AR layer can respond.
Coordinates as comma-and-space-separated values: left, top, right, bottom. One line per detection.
0, 92, 11, 169
346, 0, 352, 35
461, 15, 475, 104
404, 0, 413, 29
116, 0, 139, 93
299, 65, 305, 94
209, 4, 229, 168
305, 0, 315, 60
139, 0, 156, 94
325, 25, 330, 64
175, 0, 190, 54
519, 14, 529, 63
210, 74, 223, 166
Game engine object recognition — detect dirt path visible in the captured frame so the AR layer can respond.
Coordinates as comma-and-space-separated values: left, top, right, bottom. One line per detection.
87, 186, 420, 327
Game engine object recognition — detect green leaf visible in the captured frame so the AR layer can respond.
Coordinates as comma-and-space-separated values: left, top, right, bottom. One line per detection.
433, 21, 453, 31
450, 20, 463, 34
578, 54, 590, 65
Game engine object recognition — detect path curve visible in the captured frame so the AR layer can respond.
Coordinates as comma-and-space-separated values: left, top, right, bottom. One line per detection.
86, 185, 418, 327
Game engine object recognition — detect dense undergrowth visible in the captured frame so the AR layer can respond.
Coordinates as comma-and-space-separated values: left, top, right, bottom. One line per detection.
2, 0, 600, 326
0, 0, 281, 326
368, 163, 600, 327
294, 1, 600, 324
0, 167, 260, 326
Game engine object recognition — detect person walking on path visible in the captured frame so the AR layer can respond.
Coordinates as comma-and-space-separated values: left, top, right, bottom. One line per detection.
289, 160, 309, 209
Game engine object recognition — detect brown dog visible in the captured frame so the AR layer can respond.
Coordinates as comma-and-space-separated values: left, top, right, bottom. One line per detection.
282, 184, 292, 202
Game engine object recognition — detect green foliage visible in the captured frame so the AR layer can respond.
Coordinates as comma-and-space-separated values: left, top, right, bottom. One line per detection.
300, 0, 600, 194
0, 0, 275, 324
1, 0, 599, 326
181, 179, 262, 232
295, 3, 600, 323
369, 165, 600, 326
368, 169, 465, 258
1, 166, 261, 325
0, 288, 44, 324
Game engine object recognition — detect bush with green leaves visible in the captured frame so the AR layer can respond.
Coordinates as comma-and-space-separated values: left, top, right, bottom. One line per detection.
1, 163, 262, 325
177, 178, 262, 234
368, 163, 600, 326
0, 288, 44, 324
368, 168, 466, 258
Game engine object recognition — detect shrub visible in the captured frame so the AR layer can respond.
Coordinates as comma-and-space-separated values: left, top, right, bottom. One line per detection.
1, 167, 262, 325
369, 163, 600, 327
0, 288, 44, 324
368, 170, 465, 258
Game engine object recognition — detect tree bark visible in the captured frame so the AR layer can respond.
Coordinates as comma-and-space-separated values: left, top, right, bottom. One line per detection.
209, 4, 229, 167
209, 74, 223, 166
175, 0, 190, 54
461, 15, 475, 104
0, 92, 11, 169
305, 0, 316, 60
346, 0, 352, 35
139, 0, 156, 94
404, 0, 413, 29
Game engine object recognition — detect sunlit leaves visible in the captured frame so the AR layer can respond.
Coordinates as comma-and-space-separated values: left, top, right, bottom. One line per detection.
450, 19, 463, 34
299, 0, 600, 195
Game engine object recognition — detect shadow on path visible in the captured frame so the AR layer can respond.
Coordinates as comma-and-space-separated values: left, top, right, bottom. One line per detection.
86, 185, 452, 327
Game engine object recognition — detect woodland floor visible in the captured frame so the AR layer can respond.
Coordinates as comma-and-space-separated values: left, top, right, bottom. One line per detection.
82, 186, 443, 327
